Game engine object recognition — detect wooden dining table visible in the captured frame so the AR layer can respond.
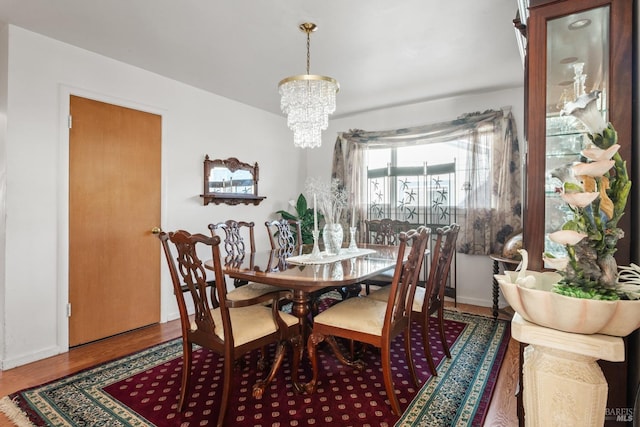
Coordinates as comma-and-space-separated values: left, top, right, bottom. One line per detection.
205, 244, 401, 332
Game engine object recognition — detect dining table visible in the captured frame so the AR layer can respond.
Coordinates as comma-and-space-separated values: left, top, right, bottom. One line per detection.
205, 244, 402, 333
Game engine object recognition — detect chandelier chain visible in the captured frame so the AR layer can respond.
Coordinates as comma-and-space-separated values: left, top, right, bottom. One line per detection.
306, 30, 311, 74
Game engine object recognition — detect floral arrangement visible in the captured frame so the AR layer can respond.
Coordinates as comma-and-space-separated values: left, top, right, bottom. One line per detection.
543, 90, 638, 300
306, 177, 347, 225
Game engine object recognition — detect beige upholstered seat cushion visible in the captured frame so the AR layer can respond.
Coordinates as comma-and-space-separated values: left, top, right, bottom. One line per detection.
190, 305, 298, 347
226, 282, 284, 301
368, 286, 425, 313
313, 296, 387, 336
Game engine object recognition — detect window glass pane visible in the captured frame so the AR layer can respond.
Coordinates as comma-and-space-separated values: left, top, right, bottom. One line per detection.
396, 142, 460, 167
366, 148, 391, 170
396, 145, 426, 167
363, 134, 495, 222
395, 141, 467, 208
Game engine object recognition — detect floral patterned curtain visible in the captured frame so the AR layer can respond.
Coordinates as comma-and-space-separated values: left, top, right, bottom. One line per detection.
332, 108, 522, 255
331, 137, 365, 229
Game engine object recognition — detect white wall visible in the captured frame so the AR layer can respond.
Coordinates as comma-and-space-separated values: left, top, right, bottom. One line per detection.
1, 24, 525, 369
1, 25, 303, 369
305, 87, 525, 307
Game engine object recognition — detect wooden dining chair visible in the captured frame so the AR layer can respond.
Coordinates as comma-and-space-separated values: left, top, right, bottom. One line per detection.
364, 218, 412, 245
157, 230, 302, 427
368, 223, 460, 376
265, 218, 335, 316
265, 218, 302, 257
209, 219, 256, 261
302, 227, 430, 416
360, 218, 412, 294
209, 220, 283, 300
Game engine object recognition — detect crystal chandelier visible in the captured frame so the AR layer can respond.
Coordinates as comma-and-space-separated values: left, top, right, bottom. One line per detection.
278, 23, 339, 149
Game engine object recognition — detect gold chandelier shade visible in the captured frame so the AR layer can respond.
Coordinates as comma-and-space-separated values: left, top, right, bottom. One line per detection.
278, 74, 339, 88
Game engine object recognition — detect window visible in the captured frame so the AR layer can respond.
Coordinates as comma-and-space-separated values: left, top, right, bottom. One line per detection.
365, 133, 492, 228
335, 109, 521, 258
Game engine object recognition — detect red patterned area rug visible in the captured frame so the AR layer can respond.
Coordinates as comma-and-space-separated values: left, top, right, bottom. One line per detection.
0, 308, 510, 427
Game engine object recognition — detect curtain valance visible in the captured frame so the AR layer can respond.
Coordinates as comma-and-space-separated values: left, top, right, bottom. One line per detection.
332, 107, 522, 256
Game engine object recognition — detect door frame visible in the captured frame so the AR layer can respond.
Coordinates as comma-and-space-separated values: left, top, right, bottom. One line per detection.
57, 85, 168, 351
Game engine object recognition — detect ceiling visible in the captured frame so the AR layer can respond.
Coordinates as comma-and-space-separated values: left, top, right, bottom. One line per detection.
0, 0, 524, 118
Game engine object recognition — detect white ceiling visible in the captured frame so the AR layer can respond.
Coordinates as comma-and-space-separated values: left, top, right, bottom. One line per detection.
0, 0, 524, 118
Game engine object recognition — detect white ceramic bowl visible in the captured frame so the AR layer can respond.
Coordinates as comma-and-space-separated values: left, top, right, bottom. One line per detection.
496, 270, 640, 336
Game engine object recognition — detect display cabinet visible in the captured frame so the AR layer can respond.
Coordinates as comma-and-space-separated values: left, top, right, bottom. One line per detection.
523, 1, 633, 425
524, 0, 632, 272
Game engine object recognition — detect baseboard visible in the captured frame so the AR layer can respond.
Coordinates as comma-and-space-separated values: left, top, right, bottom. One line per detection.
453, 295, 493, 308
1, 345, 62, 371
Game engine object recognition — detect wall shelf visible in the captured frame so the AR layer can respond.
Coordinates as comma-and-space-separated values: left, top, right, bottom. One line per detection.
200, 194, 266, 206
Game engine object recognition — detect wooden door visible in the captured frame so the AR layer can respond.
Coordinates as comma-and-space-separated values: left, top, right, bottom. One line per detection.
69, 95, 161, 347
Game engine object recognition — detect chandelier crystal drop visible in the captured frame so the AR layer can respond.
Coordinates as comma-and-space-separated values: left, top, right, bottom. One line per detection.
278, 23, 339, 149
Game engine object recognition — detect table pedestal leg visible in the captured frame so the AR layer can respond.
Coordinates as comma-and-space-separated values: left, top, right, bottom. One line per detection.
291, 289, 310, 336
291, 289, 311, 395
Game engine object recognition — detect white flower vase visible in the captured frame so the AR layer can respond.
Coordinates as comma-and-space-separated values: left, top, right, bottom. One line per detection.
322, 223, 343, 255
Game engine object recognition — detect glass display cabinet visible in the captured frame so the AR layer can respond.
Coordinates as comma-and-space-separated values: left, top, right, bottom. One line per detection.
523, 1, 633, 425
524, 0, 632, 272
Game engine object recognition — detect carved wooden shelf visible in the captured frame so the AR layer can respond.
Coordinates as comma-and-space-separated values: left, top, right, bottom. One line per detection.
200, 194, 266, 206
201, 155, 265, 206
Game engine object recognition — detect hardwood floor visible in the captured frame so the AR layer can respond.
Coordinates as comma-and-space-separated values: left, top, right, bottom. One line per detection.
0, 303, 519, 426
449, 302, 520, 427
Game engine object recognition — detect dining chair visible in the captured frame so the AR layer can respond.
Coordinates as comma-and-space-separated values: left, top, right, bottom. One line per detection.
360, 218, 413, 294
209, 220, 283, 300
302, 226, 430, 416
157, 230, 302, 427
364, 218, 412, 245
264, 218, 302, 257
265, 218, 332, 316
368, 223, 460, 376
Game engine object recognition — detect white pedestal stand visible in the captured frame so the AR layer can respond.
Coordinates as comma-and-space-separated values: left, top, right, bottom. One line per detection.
511, 313, 625, 427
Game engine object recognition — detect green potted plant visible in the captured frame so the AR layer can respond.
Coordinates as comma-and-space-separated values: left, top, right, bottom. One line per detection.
276, 193, 323, 245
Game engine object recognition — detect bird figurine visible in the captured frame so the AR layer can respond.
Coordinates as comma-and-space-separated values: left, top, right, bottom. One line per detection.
515, 249, 536, 288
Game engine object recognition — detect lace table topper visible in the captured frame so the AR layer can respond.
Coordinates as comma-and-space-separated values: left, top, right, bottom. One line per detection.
286, 248, 376, 265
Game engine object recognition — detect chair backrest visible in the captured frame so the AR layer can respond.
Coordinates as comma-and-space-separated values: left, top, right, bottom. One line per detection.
157, 230, 225, 347
364, 218, 412, 245
384, 226, 430, 328
265, 218, 302, 255
208, 220, 256, 258
208, 220, 256, 288
425, 223, 460, 313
